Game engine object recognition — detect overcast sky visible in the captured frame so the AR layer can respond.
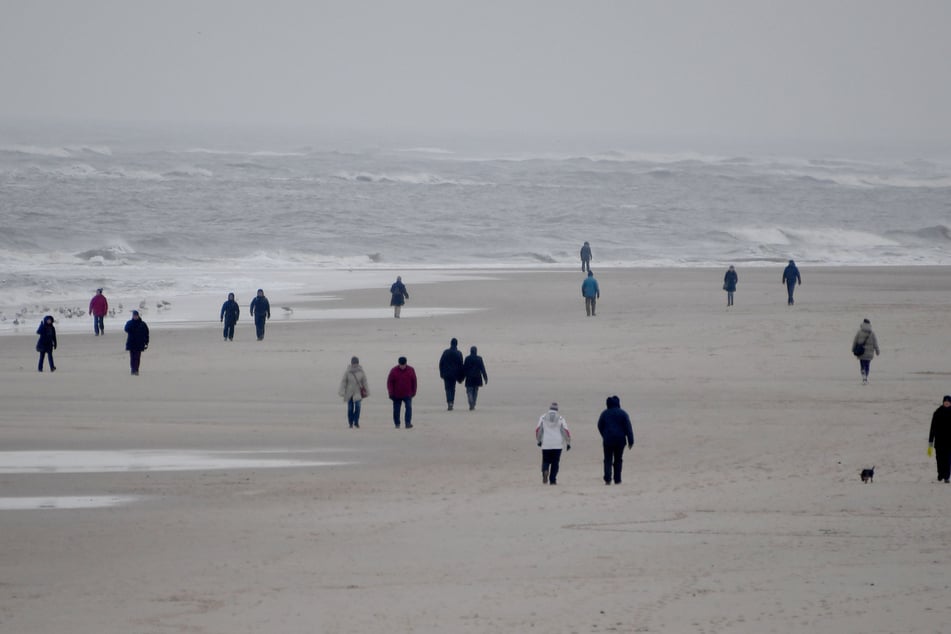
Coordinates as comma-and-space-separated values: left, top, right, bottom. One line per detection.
2, 0, 950, 152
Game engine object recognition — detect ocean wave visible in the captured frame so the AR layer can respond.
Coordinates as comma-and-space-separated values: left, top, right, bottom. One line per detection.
0, 144, 72, 158
163, 166, 214, 178
333, 171, 483, 186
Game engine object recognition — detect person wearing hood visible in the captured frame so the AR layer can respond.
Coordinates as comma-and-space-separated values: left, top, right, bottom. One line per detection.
535, 402, 571, 485
387, 356, 417, 429
582, 270, 600, 317
438, 338, 465, 411
220, 292, 240, 341
249, 289, 270, 341
782, 260, 801, 306
580, 241, 592, 273
89, 288, 108, 336
723, 265, 738, 307
390, 276, 409, 318
929, 395, 951, 483
338, 356, 369, 428
35, 315, 57, 372
851, 318, 880, 384
597, 395, 634, 485
124, 310, 149, 375
462, 345, 488, 410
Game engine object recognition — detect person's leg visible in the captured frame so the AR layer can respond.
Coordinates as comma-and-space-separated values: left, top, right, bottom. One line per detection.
787, 283, 795, 305
936, 446, 950, 481
585, 297, 592, 316
394, 305, 401, 318
590, 297, 597, 316
541, 449, 553, 483
130, 350, 141, 374
48, 350, 55, 371
38, 351, 44, 371
602, 443, 612, 484
347, 398, 356, 427
444, 378, 455, 409
352, 399, 361, 427
467, 386, 477, 410
392, 398, 401, 427
612, 444, 625, 483
727, 291, 734, 306
404, 397, 413, 427
549, 448, 562, 484
860, 359, 870, 383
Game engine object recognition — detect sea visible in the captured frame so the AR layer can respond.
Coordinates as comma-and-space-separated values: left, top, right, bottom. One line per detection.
1, 120, 949, 332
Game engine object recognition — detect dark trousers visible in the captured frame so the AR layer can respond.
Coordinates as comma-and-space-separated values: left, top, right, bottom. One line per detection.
443, 378, 457, 405
603, 441, 626, 483
786, 282, 796, 305
726, 291, 734, 306
936, 446, 951, 481
585, 297, 597, 316
254, 316, 266, 340
38, 350, 55, 371
542, 449, 562, 484
93, 315, 104, 335
466, 386, 479, 409
129, 349, 142, 374
223, 321, 235, 340
859, 359, 871, 378
392, 397, 412, 427
581, 259, 590, 272
347, 398, 362, 427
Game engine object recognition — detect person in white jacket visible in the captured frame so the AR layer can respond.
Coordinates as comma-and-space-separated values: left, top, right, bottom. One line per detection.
535, 402, 571, 485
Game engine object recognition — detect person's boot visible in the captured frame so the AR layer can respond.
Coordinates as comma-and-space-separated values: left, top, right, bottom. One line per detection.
542, 467, 548, 484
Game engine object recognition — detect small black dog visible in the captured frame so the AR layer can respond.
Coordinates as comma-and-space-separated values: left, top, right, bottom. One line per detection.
860, 467, 875, 483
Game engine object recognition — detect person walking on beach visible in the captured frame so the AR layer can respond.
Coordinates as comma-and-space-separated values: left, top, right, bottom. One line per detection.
929, 395, 951, 483
782, 260, 801, 305
597, 395, 634, 485
35, 315, 57, 372
220, 292, 240, 341
338, 356, 369, 429
249, 289, 270, 341
390, 276, 409, 318
387, 356, 417, 428
580, 241, 592, 273
462, 345, 488, 411
851, 318, 880, 384
89, 288, 108, 336
124, 310, 149, 376
536, 402, 571, 485
723, 265, 738, 307
438, 338, 465, 411
582, 270, 600, 316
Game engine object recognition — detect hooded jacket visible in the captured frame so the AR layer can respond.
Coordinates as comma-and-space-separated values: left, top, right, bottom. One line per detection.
339, 364, 369, 402
36, 317, 57, 353
536, 409, 571, 450
851, 322, 880, 361
723, 268, 738, 292
782, 262, 801, 286
582, 275, 600, 299
220, 299, 240, 326
929, 402, 951, 450
597, 396, 634, 446
463, 351, 488, 387
439, 344, 464, 383
89, 293, 109, 317
124, 317, 150, 352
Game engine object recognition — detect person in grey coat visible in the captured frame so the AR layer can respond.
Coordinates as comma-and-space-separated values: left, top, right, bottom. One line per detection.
851, 318, 880, 384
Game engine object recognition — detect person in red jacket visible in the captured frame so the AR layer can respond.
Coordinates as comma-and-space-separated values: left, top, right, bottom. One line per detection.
89, 288, 109, 336
387, 356, 417, 429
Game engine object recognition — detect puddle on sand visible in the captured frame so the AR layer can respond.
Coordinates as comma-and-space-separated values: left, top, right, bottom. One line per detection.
0, 496, 138, 510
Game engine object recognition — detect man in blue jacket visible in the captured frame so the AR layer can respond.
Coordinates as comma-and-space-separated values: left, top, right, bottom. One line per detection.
782, 260, 801, 306
582, 270, 600, 317
597, 395, 634, 485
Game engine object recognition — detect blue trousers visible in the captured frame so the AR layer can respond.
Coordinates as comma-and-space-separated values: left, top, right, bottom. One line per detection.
392, 397, 412, 427
347, 398, 362, 426
254, 316, 266, 340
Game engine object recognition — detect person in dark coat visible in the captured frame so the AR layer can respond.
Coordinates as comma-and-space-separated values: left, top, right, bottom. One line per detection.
597, 395, 634, 485
124, 310, 149, 376
249, 289, 270, 341
220, 292, 240, 341
387, 356, 417, 428
723, 265, 738, 307
782, 260, 801, 306
35, 315, 57, 372
390, 276, 409, 318
580, 241, 592, 272
438, 338, 465, 410
929, 395, 951, 483
462, 346, 488, 410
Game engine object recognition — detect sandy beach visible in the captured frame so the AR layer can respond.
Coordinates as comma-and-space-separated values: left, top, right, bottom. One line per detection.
2, 266, 950, 633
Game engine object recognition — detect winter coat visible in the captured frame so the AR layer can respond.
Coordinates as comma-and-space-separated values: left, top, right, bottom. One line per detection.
582, 276, 600, 299
598, 399, 634, 447
723, 269, 738, 292
390, 280, 409, 306
580, 244, 592, 262
463, 353, 488, 387
89, 294, 109, 317
929, 404, 951, 450
339, 364, 369, 402
439, 345, 464, 383
782, 263, 801, 286
124, 318, 150, 352
851, 322, 880, 361
536, 409, 571, 450
387, 364, 417, 399
250, 296, 270, 320
220, 299, 240, 326
36, 319, 57, 353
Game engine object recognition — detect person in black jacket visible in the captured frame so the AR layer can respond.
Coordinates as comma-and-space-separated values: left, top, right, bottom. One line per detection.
462, 346, 488, 411
723, 265, 738, 307
438, 338, 465, 410
597, 395, 634, 485
390, 276, 409, 318
929, 395, 951, 483
782, 260, 801, 306
249, 289, 270, 341
220, 292, 240, 341
124, 310, 150, 375
36, 315, 57, 372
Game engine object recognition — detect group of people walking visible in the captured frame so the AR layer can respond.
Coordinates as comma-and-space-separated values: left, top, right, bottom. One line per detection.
219, 289, 271, 341
438, 338, 488, 411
